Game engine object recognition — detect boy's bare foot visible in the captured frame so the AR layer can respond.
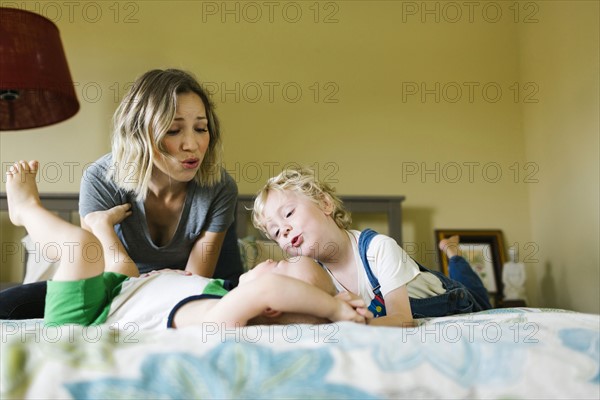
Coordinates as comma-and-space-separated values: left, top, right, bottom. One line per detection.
5, 160, 42, 226
84, 204, 132, 234
439, 235, 462, 258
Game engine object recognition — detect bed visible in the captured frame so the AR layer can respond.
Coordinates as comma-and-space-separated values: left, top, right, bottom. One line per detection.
1, 193, 599, 399
1, 308, 599, 399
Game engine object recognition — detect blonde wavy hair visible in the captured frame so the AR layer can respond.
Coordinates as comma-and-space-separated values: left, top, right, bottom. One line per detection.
252, 166, 351, 238
108, 69, 223, 201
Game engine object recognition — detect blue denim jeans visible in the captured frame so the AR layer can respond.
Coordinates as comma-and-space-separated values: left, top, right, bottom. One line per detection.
410, 257, 492, 318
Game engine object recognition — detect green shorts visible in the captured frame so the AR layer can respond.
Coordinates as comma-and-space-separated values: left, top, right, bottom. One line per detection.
45, 272, 129, 326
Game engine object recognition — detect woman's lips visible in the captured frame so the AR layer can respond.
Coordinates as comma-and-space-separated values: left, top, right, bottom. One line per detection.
182, 158, 200, 169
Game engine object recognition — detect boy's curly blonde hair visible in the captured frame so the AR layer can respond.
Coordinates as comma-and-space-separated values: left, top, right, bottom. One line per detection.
252, 166, 351, 238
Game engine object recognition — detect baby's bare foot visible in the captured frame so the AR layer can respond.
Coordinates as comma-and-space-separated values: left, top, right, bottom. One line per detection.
5, 160, 41, 226
84, 204, 132, 234
439, 235, 462, 258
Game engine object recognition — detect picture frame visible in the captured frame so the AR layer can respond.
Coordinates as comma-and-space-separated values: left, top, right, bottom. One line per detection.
434, 229, 506, 305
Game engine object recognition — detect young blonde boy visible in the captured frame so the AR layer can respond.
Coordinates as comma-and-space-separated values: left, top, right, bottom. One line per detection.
252, 167, 492, 327
5, 161, 370, 330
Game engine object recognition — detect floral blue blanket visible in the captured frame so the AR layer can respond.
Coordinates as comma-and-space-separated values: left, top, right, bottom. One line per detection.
1, 308, 598, 399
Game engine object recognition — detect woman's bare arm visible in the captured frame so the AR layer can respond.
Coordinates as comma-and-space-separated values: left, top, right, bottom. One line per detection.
185, 231, 227, 277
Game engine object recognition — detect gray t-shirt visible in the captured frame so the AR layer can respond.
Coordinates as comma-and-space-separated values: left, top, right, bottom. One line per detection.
79, 154, 238, 274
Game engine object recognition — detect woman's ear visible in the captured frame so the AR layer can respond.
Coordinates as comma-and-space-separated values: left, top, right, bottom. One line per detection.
320, 194, 335, 216
262, 307, 283, 318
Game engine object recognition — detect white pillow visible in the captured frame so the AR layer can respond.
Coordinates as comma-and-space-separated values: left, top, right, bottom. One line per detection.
237, 236, 287, 271
21, 235, 59, 284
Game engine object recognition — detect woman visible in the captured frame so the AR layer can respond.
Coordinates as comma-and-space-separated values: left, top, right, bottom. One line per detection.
0, 69, 243, 319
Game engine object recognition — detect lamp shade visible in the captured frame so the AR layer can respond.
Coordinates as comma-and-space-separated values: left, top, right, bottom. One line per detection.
0, 7, 79, 130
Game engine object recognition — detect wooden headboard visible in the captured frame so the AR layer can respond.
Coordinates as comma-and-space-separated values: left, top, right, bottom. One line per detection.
1, 193, 406, 244
0, 193, 80, 223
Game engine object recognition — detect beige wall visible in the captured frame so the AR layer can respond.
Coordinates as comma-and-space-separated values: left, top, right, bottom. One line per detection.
1, 1, 598, 313
518, 2, 599, 313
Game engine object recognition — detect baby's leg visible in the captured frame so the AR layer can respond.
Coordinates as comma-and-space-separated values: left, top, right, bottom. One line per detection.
84, 205, 139, 277
6, 160, 104, 281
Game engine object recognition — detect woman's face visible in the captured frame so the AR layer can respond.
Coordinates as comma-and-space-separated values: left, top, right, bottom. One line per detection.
152, 92, 210, 183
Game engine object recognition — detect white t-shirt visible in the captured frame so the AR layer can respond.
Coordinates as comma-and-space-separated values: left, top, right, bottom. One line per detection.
106, 272, 219, 330
324, 230, 445, 305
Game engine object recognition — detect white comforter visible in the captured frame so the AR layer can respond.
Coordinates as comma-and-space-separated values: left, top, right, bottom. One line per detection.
1, 308, 598, 399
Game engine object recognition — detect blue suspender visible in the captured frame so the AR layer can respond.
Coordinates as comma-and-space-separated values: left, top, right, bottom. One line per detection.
358, 229, 387, 317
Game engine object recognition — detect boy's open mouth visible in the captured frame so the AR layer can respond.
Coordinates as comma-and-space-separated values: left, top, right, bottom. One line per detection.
291, 234, 303, 247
